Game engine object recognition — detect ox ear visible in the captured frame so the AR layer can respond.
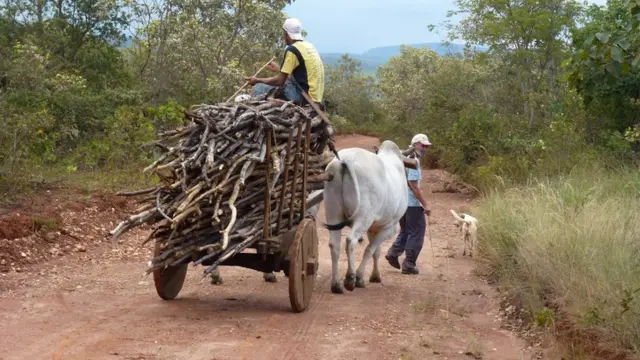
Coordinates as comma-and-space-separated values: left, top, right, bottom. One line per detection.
402, 156, 418, 169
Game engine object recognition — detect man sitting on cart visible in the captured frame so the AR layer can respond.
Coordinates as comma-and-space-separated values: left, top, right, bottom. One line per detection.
246, 18, 325, 108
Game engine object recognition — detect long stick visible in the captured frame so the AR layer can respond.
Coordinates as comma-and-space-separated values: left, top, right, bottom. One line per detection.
428, 216, 435, 265
226, 56, 276, 103
288, 77, 341, 161
276, 129, 295, 234
263, 131, 272, 240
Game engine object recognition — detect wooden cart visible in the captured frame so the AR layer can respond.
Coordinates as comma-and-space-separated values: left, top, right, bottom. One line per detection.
150, 110, 327, 313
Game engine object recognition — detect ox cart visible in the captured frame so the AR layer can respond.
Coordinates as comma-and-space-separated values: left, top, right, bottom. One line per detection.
144, 100, 333, 313
110, 96, 417, 313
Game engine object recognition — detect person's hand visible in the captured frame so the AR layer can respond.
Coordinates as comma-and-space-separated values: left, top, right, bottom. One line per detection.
266, 61, 280, 72
424, 208, 431, 217
245, 77, 259, 86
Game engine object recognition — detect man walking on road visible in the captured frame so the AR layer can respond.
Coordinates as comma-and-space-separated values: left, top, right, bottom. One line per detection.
385, 133, 432, 275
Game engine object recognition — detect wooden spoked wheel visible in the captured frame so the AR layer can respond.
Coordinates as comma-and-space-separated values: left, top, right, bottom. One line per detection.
288, 217, 319, 313
152, 242, 188, 300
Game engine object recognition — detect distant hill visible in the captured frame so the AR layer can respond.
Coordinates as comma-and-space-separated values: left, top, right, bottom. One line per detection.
321, 42, 487, 74
118, 39, 486, 75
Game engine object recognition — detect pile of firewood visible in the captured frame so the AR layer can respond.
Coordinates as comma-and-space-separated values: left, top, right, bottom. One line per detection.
110, 98, 336, 276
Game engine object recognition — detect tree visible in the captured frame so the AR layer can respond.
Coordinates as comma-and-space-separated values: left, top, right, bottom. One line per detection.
567, 0, 640, 142
323, 55, 382, 126
126, 0, 292, 104
440, 0, 584, 129
376, 46, 439, 133
1, 0, 130, 56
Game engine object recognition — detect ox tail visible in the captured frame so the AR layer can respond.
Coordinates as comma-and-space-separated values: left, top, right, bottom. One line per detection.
323, 161, 361, 231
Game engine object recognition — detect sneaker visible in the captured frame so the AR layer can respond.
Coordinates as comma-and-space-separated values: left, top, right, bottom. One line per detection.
402, 267, 419, 275
385, 254, 400, 269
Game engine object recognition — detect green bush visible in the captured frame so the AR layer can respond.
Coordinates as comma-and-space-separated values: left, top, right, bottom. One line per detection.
0, 108, 57, 170
144, 99, 187, 131
71, 105, 157, 170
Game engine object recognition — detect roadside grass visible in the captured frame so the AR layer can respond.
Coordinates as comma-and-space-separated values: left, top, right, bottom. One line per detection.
474, 164, 640, 353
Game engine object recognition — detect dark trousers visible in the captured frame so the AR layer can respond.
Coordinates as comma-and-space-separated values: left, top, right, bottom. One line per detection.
387, 207, 426, 270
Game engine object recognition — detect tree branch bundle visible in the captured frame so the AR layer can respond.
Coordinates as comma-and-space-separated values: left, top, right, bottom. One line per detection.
110, 99, 336, 276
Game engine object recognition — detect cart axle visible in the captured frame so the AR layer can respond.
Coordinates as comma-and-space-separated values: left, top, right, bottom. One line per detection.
199, 252, 290, 275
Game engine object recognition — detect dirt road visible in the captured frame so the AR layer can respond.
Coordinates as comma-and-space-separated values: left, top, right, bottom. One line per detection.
0, 135, 538, 360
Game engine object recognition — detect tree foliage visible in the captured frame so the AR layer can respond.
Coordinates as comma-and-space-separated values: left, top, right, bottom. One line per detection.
441, 0, 583, 129
327, 0, 638, 184
323, 55, 382, 128
566, 0, 640, 143
0, 0, 296, 181
0, 0, 638, 194
126, 0, 291, 104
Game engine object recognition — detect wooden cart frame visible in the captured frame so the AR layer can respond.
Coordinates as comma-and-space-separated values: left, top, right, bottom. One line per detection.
151, 112, 323, 313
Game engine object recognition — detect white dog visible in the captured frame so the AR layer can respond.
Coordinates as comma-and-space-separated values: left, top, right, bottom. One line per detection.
450, 209, 478, 257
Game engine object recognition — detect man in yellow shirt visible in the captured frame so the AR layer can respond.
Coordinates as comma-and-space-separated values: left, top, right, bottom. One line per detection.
246, 18, 325, 106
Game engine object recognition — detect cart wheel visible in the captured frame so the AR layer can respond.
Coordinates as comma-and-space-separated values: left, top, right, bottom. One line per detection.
152, 242, 188, 300
288, 217, 319, 313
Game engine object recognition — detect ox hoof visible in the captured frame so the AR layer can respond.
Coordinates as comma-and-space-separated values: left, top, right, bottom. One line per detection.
331, 283, 344, 294
355, 277, 366, 288
263, 273, 277, 283
369, 274, 382, 283
344, 275, 356, 291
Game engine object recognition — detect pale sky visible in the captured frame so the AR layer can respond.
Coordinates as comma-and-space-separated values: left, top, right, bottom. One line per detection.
284, 0, 609, 54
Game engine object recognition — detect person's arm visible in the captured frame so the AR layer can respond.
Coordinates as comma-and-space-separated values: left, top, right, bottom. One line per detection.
246, 72, 287, 87
266, 61, 280, 72
246, 50, 296, 87
407, 169, 430, 216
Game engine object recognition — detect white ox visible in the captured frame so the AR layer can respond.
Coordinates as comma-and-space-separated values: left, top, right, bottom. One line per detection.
323, 140, 414, 294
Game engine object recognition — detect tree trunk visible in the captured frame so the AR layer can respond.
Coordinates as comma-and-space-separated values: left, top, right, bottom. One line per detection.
518, 70, 528, 118
35, 0, 43, 22
528, 74, 535, 130
550, 56, 558, 102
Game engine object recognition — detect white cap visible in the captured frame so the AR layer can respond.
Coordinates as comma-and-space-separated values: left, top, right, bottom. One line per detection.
411, 133, 432, 146
283, 18, 304, 41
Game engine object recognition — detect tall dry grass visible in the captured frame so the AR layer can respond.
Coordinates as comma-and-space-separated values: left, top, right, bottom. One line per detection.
475, 165, 640, 351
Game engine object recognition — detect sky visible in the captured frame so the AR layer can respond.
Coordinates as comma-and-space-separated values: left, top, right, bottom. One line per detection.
283, 0, 609, 54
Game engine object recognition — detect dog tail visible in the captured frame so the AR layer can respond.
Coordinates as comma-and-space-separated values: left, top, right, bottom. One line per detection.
450, 209, 466, 223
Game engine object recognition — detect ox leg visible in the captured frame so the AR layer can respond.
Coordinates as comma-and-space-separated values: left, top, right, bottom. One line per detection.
356, 226, 394, 288
209, 268, 224, 285
344, 220, 371, 291
329, 230, 344, 294
354, 241, 376, 288
369, 246, 382, 283
263, 271, 277, 282
344, 235, 359, 291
